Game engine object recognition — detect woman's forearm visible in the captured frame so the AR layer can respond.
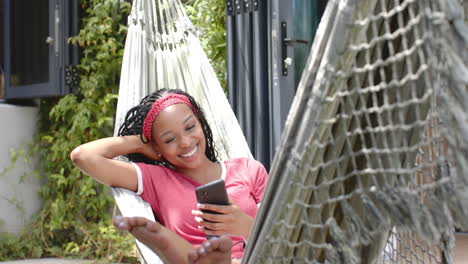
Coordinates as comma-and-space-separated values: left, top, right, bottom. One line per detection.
73, 136, 145, 159
70, 136, 145, 190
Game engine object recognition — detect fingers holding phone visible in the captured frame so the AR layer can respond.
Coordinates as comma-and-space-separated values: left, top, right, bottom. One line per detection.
192, 203, 232, 233
192, 199, 254, 238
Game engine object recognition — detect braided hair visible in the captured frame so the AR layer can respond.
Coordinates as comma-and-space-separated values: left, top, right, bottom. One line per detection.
118, 88, 218, 167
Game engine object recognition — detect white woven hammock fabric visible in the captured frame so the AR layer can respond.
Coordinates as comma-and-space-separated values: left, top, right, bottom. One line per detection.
111, 0, 251, 262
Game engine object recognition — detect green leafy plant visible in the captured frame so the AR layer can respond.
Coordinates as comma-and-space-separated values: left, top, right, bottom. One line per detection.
0, 0, 137, 262
185, 0, 227, 89
0, 0, 226, 262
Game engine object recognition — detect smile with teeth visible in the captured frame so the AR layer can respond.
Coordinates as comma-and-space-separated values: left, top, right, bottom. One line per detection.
180, 145, 198, 158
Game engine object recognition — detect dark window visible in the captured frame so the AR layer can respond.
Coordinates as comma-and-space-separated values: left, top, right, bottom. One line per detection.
1, 0, 4, 98
2, 0, 79, 100
11, 0, 50, 87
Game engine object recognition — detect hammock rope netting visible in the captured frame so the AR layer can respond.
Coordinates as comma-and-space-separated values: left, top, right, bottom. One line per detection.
113, 0, 468, 263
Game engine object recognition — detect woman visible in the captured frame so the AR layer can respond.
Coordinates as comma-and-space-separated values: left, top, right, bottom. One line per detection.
70, 89, 268, 263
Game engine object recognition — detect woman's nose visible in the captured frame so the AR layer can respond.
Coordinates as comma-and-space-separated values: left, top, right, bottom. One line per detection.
179, 136, 191, 147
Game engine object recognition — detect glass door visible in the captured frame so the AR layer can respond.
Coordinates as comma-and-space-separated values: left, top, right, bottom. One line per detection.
269, 0, 327, 160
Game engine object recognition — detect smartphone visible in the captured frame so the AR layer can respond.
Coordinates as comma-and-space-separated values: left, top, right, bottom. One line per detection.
195, 179, 229, 239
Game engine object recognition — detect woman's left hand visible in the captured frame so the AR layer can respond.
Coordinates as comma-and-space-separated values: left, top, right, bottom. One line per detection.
191, 199, 253, 238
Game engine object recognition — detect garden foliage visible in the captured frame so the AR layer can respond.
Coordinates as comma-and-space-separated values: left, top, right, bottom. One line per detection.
0, 0, 226, 262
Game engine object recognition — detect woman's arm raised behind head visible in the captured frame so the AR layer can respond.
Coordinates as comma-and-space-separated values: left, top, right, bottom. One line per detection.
70, 135, 156, 192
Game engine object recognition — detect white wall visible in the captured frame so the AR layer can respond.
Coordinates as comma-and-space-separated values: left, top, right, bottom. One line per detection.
0, 103, 42, 234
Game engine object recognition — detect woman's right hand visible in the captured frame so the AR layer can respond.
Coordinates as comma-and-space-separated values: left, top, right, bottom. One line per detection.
138, 136, 161, 161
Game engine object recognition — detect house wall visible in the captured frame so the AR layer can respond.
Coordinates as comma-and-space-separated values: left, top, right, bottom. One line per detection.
0, 104, 42, 234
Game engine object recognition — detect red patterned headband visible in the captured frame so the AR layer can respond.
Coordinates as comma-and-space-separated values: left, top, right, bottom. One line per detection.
142, 93, 196, 141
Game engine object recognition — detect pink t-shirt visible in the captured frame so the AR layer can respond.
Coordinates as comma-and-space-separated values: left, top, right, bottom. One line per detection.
134, 157, 268, 259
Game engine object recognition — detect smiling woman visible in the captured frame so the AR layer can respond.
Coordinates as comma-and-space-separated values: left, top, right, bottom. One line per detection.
70, 88, 269, 263
150, 104, 212, 178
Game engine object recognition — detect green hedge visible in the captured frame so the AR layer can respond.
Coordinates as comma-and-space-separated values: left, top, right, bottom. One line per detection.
0, 0, 226, 262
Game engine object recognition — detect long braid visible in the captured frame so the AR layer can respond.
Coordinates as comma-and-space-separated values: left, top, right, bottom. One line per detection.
117, 89, 218, 166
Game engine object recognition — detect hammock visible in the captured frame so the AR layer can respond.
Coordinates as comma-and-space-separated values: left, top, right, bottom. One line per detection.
112, 0, 468, 263
244, 0, 468, 263
112, 0, 251, 262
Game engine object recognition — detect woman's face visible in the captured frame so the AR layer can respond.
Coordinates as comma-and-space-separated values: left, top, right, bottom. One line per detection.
151, 103, 208, 170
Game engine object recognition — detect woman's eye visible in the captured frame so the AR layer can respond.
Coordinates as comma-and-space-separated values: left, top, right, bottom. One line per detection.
186, 124, 195, 130
165, 138, 175, 144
